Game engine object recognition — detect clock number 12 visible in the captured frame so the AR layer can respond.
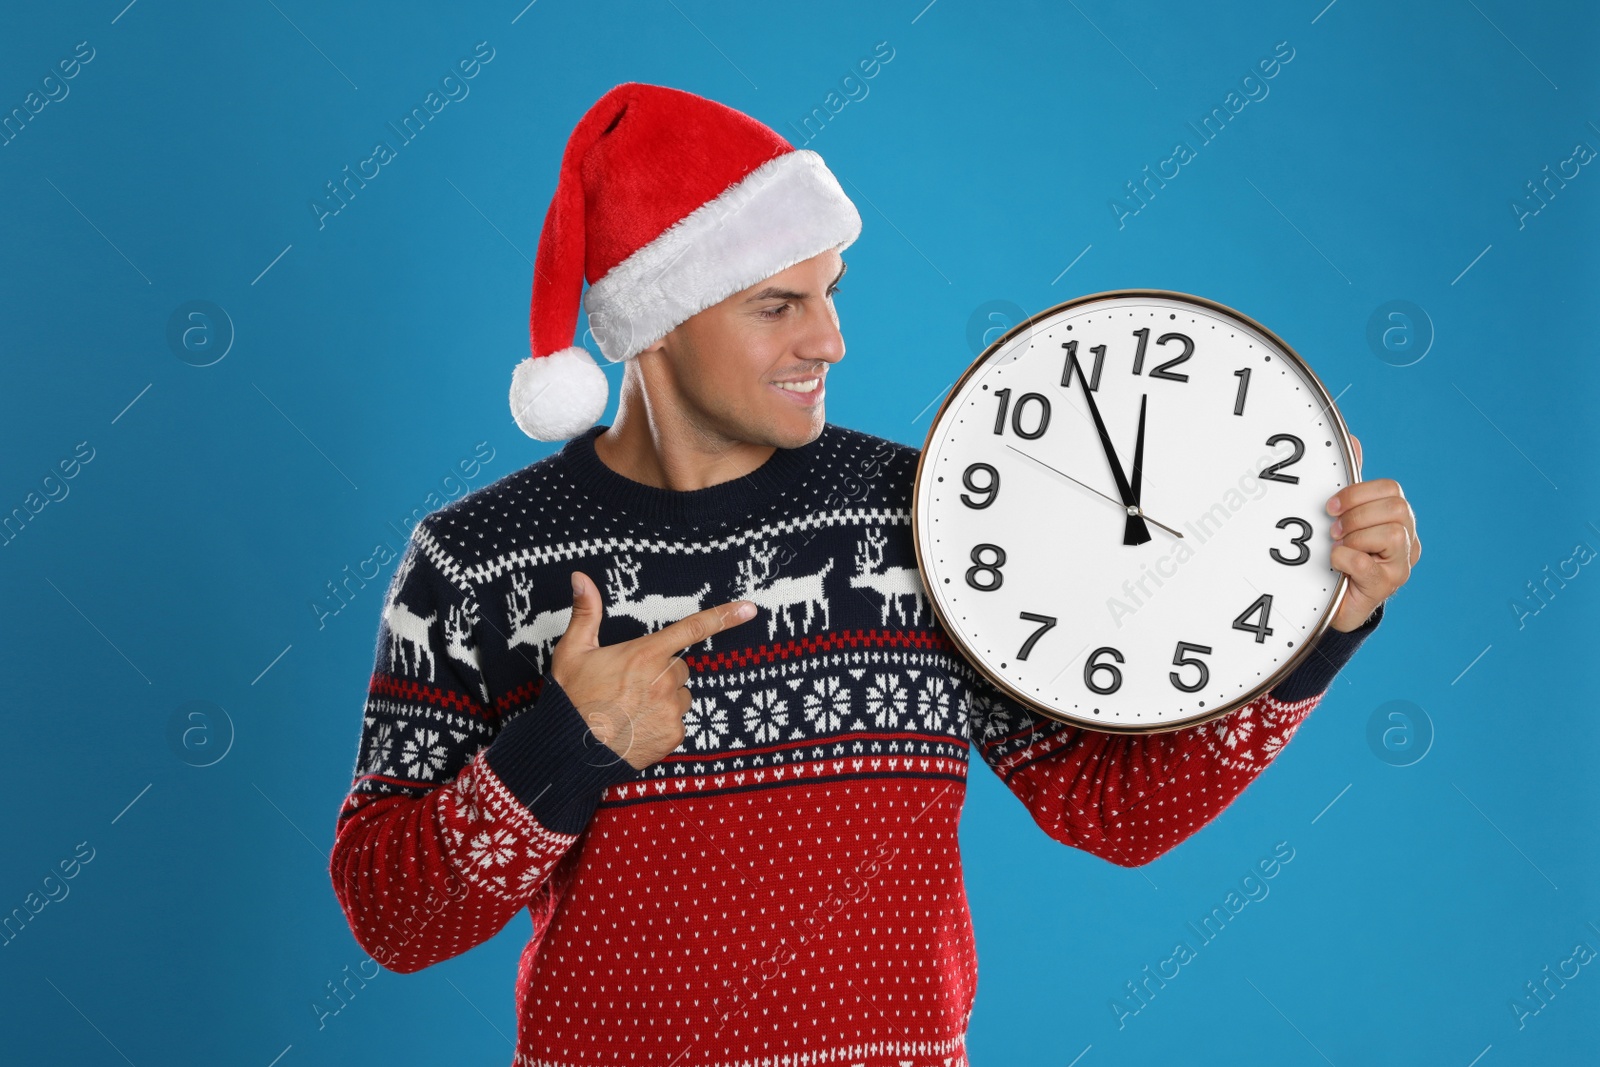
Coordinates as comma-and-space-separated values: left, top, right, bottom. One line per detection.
1131, 329, 1194, 381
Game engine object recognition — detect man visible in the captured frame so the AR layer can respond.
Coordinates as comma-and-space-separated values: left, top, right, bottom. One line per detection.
330, 82, 1418, 1065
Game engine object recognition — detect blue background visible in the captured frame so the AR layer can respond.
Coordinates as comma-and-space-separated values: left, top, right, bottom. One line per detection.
3, 0, 1596, 1063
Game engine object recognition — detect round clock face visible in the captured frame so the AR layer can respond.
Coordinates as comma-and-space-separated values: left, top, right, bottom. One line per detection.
911, 290, 1358, 733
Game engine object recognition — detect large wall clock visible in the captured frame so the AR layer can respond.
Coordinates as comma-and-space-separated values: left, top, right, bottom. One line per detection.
911, 289, 1360, 734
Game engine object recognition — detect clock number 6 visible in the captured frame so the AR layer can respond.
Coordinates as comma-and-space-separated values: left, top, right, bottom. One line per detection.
1084, 646, 1124, 695
1271, 517, 1312, 566
1169, 641, 1212, 693
965, 543, 1006, 591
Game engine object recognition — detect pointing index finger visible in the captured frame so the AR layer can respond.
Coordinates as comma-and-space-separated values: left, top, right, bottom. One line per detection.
651, 599, 758, 656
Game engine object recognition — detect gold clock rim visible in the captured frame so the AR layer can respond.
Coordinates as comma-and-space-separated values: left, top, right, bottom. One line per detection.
909, 287, 1360, 735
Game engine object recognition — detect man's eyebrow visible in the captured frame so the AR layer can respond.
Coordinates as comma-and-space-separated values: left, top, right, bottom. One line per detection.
743, 261, 848, 303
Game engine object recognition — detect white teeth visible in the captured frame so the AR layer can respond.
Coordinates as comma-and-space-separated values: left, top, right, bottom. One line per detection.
774, 378, 820, 393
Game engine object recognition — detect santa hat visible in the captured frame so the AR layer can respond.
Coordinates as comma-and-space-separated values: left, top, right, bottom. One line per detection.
509, 82, 862, 441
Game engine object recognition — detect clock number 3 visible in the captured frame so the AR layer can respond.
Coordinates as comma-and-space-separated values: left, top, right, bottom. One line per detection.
1271, 517, 1312, 565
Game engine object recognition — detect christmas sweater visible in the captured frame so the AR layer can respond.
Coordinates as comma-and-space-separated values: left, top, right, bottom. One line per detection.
329, 422, 1381, 1067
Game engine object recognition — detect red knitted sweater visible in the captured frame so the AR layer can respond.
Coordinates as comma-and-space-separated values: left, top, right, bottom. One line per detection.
329, 423, 1380, 1066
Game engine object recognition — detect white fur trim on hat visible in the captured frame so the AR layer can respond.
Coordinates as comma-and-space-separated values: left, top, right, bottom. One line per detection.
581, 149, 861, 363
509, 345, 608, 441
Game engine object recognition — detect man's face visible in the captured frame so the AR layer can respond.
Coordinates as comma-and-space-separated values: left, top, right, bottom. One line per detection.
640, 249, 846, 450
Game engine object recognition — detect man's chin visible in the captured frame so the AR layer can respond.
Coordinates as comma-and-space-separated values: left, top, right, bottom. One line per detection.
770, 409, 826, 449
725, 402, 825, 450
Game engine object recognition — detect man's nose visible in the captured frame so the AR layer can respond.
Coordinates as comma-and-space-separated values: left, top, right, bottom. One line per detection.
802, 298, 846, 365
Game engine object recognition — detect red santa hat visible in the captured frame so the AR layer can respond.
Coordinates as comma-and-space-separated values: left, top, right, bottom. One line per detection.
509, 82, 862, 441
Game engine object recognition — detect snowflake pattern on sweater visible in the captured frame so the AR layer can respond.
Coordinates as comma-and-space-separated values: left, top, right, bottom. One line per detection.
329, 422, 1382, 1067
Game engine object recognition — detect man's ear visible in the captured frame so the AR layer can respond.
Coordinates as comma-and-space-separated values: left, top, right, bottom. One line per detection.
638, 328, 673, 358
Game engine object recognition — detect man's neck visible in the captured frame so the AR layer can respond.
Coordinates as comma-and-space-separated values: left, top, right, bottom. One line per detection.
593, 402, 777, 493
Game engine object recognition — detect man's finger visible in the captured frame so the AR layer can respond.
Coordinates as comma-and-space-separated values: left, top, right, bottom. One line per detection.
1332, 495, 1412, 537
561, 570, 605, 652
1334, 522, 1411, 563
1326, 476, 1406, 518
1330, 543, 1390, 593
649, 599, 757, 656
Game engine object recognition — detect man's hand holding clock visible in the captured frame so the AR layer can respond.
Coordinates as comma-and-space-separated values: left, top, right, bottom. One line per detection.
1324, 434, 1419, 632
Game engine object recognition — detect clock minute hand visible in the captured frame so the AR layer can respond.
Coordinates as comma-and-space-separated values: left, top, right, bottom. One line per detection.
1066, 346, 1152, 546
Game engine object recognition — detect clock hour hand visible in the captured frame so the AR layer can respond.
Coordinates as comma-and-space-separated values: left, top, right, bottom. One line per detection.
1065, 345, 1152, 546
1127, 393, 1148, 546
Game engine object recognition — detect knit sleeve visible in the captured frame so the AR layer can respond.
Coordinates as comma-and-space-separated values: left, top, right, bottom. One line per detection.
966, 601, 1384, 868
329, 522, 639, 974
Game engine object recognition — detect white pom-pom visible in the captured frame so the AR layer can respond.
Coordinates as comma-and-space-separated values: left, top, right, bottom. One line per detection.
509, 346, 609, 441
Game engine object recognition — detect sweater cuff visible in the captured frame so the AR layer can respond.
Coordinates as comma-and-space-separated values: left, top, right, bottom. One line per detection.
1269, 599, 1385, 704
483, 672, 642, 835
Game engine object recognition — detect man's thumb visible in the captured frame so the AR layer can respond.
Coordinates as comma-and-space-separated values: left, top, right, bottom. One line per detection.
563, 570, 603, 650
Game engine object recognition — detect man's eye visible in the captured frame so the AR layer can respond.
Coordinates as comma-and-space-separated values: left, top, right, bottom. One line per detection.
761, 303, 792, 318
